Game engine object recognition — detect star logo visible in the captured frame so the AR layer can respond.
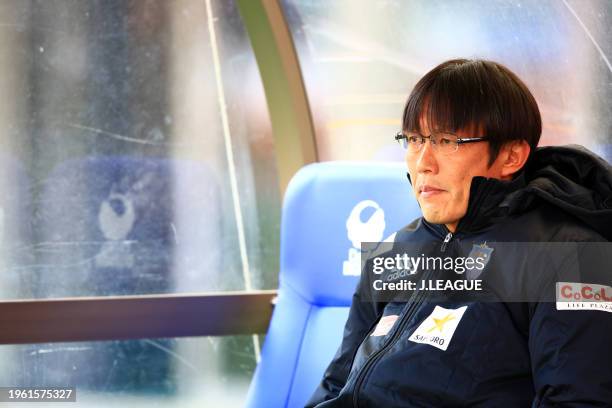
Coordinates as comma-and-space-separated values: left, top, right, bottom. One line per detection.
427, 313, 455, 333
409, 305, 468, 350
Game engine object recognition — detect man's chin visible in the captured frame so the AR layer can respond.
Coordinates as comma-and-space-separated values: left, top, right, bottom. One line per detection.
421, 211, 451, 226
421, 213, 445, 225
421, 209, 463, 232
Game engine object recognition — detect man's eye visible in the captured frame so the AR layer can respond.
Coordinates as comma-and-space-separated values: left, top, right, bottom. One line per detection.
436, 134, 456, 145
407, 135, 420, 143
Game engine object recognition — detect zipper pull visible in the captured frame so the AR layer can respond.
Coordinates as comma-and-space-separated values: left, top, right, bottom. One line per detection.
441, 232, 453, 252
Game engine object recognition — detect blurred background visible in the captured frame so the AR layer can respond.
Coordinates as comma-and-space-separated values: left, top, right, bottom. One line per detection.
0, 0, 609, 406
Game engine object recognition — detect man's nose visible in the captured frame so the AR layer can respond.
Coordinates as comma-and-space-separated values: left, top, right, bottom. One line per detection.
414, 139, 438, 174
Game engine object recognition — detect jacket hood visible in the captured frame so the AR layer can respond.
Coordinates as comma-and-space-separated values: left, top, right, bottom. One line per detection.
503, 144, 612, 241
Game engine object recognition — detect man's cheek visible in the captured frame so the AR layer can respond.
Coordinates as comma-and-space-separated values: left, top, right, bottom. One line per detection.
451, 189, 468, 217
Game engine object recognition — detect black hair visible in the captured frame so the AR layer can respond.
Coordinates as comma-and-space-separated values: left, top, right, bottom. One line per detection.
402, 59, 541, 165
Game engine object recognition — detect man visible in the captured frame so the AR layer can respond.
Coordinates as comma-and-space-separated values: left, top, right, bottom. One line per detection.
306, 59, 612, 407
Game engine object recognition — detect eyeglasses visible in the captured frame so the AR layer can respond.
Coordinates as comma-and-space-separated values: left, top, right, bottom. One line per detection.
395, 131, 488, 154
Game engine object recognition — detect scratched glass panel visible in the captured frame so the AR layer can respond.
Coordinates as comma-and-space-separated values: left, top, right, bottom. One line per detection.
282, 0, 612, 162
0, 0, 280, 300
0, 336, 255, 407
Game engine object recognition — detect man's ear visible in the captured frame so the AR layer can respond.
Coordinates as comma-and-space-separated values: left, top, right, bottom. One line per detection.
500, 140, 531, 178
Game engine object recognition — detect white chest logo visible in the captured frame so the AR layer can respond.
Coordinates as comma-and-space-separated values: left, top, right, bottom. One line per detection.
408, 305, 468, 351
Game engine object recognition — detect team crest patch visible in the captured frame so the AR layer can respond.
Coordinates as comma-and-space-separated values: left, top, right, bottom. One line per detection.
466, 242, 493, 280
408, 305, 468, 351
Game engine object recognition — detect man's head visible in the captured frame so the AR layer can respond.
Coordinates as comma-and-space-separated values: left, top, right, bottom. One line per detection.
401, 59, 541, 232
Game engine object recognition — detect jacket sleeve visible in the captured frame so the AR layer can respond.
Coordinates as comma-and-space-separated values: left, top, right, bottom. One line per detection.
529, 302, 612, 407
529, 240, 612, 406
305, 275, 381, 407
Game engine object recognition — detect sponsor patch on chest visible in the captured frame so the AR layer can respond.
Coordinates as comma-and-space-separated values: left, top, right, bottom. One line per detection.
371, 314, 399, 336
408, 305, 468, 351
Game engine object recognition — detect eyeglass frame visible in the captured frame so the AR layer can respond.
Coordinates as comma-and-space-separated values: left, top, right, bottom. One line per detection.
394, 131, 489, 153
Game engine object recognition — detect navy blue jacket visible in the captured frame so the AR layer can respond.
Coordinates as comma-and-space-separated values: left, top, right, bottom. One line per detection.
307, 146, 612, 407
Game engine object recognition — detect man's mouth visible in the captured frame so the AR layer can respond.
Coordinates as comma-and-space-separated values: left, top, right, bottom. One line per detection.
419, 185, 446, 199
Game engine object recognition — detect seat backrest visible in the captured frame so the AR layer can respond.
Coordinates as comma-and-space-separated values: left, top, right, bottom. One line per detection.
246, 162, 421, 408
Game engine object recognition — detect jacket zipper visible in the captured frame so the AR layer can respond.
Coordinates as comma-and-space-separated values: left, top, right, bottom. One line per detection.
351, 232, 456, 407
351, 269, 433, 408
440, 232, 453, 252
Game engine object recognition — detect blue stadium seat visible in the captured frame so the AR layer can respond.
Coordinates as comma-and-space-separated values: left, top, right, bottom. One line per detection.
246, 162, 421, 408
